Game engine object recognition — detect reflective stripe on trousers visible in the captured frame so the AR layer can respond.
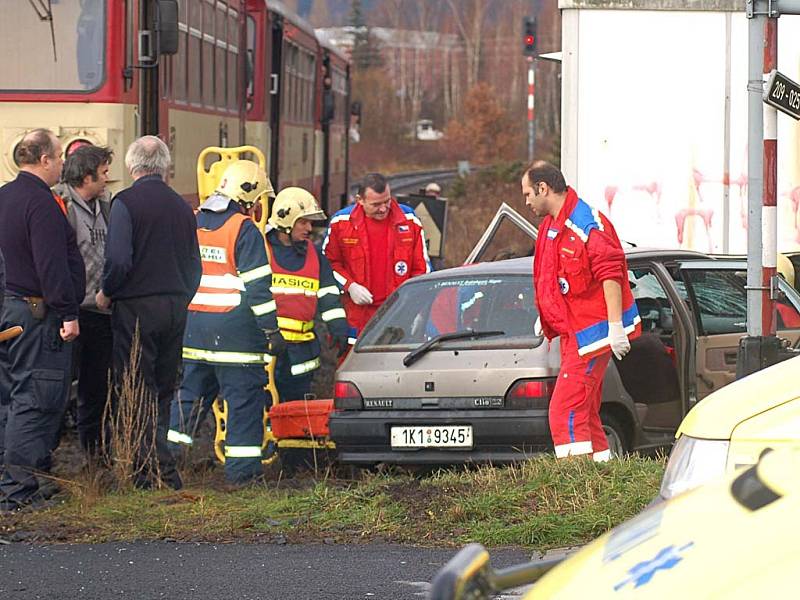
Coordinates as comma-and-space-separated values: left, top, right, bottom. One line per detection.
290, 357, 321, 376
167, 429, 193, 445
182, 347, 272, 364
225, 445, 262, 458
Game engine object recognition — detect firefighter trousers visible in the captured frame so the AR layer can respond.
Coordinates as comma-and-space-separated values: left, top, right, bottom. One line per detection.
549, 333, 611, 461
173, 361, 268, 483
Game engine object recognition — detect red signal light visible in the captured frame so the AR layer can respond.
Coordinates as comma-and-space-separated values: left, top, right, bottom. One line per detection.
525, 35, 534, 46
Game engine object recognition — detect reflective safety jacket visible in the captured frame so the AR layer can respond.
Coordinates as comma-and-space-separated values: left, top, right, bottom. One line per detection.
322, 200, 431, 338
534, 187, 641, 358
183, 196, 276, 365
263, 229, 348, 376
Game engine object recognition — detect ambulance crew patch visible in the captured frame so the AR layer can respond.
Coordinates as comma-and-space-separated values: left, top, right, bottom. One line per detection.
558, 277, 570, 295
394, 260, 408, 276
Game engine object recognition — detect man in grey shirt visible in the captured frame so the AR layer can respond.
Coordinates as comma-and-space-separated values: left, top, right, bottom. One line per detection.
54, 145, 113, 455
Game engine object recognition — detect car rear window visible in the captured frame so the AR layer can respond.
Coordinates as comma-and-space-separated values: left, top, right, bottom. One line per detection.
356, 274, 538, 351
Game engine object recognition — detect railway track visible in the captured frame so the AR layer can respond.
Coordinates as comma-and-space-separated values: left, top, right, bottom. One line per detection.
349, 168, 462, 197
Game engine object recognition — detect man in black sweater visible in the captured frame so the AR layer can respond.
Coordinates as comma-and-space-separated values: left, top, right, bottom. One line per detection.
0, 129, 85, 512
97, 135, 201, 490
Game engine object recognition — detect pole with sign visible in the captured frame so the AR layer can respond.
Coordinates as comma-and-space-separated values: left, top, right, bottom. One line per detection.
764, 70, 800, 120
738, 0, 800, 378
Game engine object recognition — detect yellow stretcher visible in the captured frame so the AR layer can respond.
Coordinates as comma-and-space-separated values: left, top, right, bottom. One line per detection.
196, 145, 270, 232
196, 145, 335, 467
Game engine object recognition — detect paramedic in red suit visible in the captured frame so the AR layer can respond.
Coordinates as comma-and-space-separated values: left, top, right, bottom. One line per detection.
522, 162, 641, 461
323, 173, 431, 344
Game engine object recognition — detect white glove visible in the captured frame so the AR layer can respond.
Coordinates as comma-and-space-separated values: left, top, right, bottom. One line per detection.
348, 282, 374, 305
534, 316, 543, 336
608, 321, 631, 360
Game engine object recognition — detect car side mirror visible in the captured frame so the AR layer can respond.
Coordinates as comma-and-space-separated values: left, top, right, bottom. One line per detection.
659, 307, 674, 331
430, 542, 565, 599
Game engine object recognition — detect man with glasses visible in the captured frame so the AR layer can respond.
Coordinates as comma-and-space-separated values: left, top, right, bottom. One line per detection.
0, 129, 85, 511
323, 173, 431, 345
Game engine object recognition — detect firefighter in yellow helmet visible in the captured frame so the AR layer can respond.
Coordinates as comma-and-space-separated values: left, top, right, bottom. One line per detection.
775, 253, 800, 328
264, 187, 349, 401
169, 160, 277, 484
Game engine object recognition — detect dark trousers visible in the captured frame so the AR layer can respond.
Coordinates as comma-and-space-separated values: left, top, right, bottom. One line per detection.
111, 295, 187, 490
74, 309, 113, 453
0, 297, 72, 506
275, 355, 315, 402
172, 361, 267, 483
168, 361, 219, 446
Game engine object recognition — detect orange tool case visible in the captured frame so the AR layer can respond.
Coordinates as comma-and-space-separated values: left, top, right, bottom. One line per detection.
269, 399, 335, 439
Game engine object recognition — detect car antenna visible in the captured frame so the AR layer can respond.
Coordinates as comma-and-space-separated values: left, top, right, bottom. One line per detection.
28, 0, 58, 62
622, 239, 637, 248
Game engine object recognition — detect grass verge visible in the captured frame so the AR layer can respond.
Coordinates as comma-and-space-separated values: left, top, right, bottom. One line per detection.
1, 455, 664, 549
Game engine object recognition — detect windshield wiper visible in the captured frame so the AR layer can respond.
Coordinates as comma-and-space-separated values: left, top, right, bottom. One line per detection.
403, 329, 504, 367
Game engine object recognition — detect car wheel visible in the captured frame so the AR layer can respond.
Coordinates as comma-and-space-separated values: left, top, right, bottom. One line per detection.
601, 412, 629, 457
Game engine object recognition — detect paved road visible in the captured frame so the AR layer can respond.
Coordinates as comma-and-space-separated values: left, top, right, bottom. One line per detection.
0, 542, 533, 600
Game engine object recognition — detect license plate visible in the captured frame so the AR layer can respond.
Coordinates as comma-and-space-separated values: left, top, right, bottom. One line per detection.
390, 425, 473, 448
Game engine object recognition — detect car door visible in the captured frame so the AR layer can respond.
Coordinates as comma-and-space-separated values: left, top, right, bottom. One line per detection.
620, 263, 687, 431
464, 203, 537, 265
678, 261, 800, 401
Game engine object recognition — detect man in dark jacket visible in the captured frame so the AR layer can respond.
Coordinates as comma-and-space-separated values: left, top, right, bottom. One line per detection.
97, 135, 201, 490
0, 129, 85, 512
54, 144, 114, 455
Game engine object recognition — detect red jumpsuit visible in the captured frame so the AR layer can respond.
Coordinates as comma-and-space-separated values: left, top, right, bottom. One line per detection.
534, 188, 641, 460
323, 200, 431, 341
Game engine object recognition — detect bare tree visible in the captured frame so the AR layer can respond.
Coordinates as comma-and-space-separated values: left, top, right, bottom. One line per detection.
445, 0, 492, 90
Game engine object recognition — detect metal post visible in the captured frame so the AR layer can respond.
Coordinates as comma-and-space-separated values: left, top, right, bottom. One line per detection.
737, 0, 768, 378
527, 57, 535, 162
746, 0, 765, 338
737, 0, 790, 377
762, 16, 778, 335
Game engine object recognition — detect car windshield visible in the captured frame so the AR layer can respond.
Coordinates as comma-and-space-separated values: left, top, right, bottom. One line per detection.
1, 0, 105, 92
356, 274, 538, 352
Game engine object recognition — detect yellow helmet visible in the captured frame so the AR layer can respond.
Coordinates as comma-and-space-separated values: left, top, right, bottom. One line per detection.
215, 160, 274, 206
778, 253, 795, 288
268, 187, 326, 233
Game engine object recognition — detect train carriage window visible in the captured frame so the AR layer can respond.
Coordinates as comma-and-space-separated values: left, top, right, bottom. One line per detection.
161, 50, 170, 100
228, 46, 239, 111
202, 36, 215, 107
203, 0, 214, 33
306, 52, 316, 123
216, 4, 227, 41
216, 44, 227, 109
189, 1, 202, 33
245, 15, 256, 113
188, 28, 202, 105
228, 11, 240, 112
174, 22, 188, 102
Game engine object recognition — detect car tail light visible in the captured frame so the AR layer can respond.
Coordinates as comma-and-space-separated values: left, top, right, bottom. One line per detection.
334, 381, 363, 410
504, 378, 556, 409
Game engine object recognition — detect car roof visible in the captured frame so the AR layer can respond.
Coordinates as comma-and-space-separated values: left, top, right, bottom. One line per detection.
412, 248, 718, 282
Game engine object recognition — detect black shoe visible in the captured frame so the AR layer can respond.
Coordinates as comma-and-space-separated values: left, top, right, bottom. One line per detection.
0, 494, 57, 513
36, 480, 62, 500
0, 499, 22, 513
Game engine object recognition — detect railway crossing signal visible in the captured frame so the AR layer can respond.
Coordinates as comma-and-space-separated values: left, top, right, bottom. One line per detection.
523, 17, 537, 57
